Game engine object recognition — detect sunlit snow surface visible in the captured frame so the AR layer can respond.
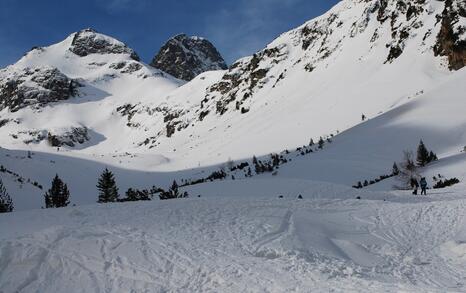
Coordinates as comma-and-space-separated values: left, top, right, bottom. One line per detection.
1, 185, 466, 292
1, 0, 466, 291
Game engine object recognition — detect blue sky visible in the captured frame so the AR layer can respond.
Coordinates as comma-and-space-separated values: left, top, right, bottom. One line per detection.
0, 0, 339, 67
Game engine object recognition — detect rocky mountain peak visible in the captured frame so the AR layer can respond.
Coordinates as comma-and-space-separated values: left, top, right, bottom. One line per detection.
150, 34, 227, 81
69, 28, 140, 61
0, 67, 80, 112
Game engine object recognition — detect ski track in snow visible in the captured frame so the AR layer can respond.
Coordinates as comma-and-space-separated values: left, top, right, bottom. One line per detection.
1, 194, 466, 292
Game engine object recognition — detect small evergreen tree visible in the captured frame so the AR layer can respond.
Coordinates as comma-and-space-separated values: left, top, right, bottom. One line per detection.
123, 188, 151, 202
428, 151, 438, 163
252, 156, 258, 166
416, 140, 430, 166
159, 180, 188, 200
44, 175, 70, 208
318, 137, 325, 149
309, 139, 314, 146
97, 168, 119, 203
0, 178, 14, 213
392, 162, 400, 176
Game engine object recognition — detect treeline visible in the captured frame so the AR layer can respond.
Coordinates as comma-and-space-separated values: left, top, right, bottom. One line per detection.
1, 132, 337, 213
353, 140, 440, 190
39, 168, 191, 209
179, 135, 334, 188
0, 164, 43, 190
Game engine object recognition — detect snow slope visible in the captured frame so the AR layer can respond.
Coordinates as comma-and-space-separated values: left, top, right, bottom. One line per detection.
1, 187, 466, 292
0, 29, 182, 155
0, 1, 465, 291
1, 0, 464, 171
0, 0, 464, 211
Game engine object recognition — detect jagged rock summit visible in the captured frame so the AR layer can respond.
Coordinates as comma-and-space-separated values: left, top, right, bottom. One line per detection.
150, 34, 228, 81
69, 28, 140, 61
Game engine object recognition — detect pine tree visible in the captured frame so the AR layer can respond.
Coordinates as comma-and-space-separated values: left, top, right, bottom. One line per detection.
252, 156, 258, 166
0, 178, 14, 213
124, 188, 151, 202
392, 162, 400, 176
416, 140, 430, 166
428, 151, 438, 163
318, 137, 325, 149
97, 168, 119, 203
159, 180, 188, 200
169, 180, 179, 197
309, 138, 314, 146
44, 174, 70, 208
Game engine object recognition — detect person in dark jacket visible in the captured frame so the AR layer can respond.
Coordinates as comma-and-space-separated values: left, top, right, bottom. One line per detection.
420, 177, 428, 195
411, 177, 419, 195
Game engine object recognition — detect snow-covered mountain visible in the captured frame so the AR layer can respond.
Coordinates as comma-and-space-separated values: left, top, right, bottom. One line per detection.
1, 1, 466, 291
150, 33, 228, 81
0, 0, 465, 203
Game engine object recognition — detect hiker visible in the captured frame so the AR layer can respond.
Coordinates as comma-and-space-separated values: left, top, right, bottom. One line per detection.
410, 177, 419, 195
420, 177, 428, 195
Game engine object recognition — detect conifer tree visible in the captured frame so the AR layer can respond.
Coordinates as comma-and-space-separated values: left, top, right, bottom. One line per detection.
392, 162, 400, 176
97, 168, 119, 203
416, 140, 430, 166
318, 137, 325, 149
0, 178, 14, 213
44, 174, 70, 208
159, 180, 188, 200
124, 188, 151, 202
169, 180, 179, 197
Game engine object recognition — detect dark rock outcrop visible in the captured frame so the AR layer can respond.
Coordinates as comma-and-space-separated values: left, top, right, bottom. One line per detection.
0, 67, 80, 112
150, 34, 227, 81
69, 28, 140, 61
47, 127, 89, 147
434, 0, 466, 71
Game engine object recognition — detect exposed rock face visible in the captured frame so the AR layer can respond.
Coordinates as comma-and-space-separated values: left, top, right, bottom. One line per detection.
434, 0, 466, 70
70, 28, 140, 61
0, 67, 80, 112
150, 34, 227, 81
208, 46, 287, 116
47, 127, 90, 147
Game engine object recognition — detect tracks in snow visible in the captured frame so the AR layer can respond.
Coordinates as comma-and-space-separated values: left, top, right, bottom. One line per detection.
1, 198, 466, 292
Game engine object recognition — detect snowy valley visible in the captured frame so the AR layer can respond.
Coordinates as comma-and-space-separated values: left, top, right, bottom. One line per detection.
0, 0, 466, 291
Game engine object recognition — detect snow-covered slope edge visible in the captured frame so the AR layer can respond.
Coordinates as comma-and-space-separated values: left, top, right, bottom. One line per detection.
1, 187, 466, 291
110, 0, 466, 168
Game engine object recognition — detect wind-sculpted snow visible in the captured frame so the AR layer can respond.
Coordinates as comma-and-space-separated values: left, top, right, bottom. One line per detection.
1, 192, 465, 292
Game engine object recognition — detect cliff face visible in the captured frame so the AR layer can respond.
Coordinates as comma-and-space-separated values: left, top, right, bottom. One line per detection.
69, 28, 140, 61
150, 34, 227, 81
